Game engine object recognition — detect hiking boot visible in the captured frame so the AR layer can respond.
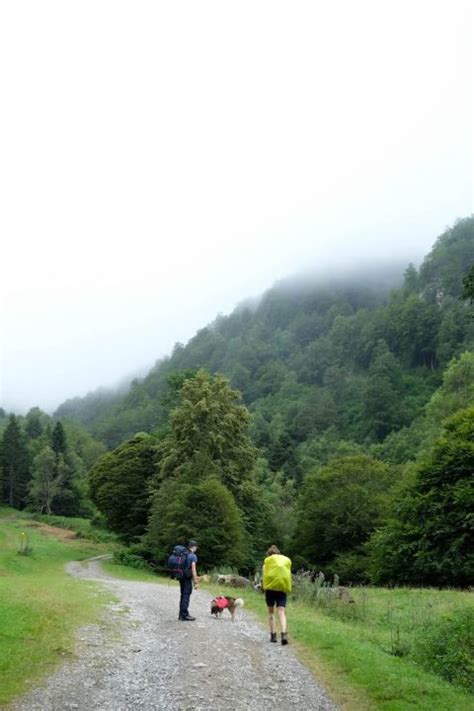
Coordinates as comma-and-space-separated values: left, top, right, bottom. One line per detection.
281, 633, 288, 645
270, 632, 278, 643
179, 615, 196, 621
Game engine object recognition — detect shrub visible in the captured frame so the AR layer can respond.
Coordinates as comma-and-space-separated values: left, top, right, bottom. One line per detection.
113, 546, 151, 571
414, 607, 474, 691
148, 477, 246, 571
291, 454, 393, 578
331, 550, 370, 584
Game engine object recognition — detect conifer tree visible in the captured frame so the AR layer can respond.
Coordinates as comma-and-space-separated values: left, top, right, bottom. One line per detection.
363, 341, 406, 441
156, 369, 257, 495
0, 415, 31, 508
51, 421, 67, 456
25, 408, 44, 440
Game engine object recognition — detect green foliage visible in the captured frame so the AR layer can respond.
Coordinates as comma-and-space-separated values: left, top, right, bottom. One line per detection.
52, 219, 473, 485
403, 263, 419, 294
6, 216, 470, 585
148, 477, 245, 570
236, 478, 278, 571
51, 421, 67, 456
89, 433, 157, 542
157, 370, 257, 495
61, 421, 107, 469
462, 264, 474, 303
291, 455, 394, 578
114, 544, 151, 570
363, 341, 407, 440
420, 216, 474, 301
425, 351, 474, 424
0, 415, 31, 508
414, 608, 474, 691
148, 370, 267, 571
24, 408, 45, 440
28, 446, 66, 515
370, 407, 474, 586
0, 407, 106, 519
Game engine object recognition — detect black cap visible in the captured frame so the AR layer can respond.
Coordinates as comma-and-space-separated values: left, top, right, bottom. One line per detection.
188, 539, 198, 548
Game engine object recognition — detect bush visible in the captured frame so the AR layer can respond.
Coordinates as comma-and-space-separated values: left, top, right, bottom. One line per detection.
291, 455, 393, 576
113, 546, 152, 571
414, 607, 474, 691
148, 477, 246, 571
331, 550, 370, 584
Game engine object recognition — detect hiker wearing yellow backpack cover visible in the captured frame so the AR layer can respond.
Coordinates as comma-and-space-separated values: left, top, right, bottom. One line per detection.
262, 545, 292, 645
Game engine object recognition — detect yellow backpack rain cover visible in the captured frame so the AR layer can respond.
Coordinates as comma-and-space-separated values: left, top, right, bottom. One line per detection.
263, 554, 292, 593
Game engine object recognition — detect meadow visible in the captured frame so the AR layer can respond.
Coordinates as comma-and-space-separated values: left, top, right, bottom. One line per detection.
0, 507, 113, 705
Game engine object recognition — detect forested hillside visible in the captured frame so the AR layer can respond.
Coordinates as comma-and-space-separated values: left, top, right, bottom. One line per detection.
2, 217, 473, 584
56, 217, 473, 474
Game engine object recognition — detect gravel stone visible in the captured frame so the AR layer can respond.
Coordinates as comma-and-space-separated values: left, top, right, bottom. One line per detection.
10, 557, 338, 710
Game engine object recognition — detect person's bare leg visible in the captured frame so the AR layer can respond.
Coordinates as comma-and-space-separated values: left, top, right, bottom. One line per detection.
278, 606, 288, 644
268, 606, 276, 634
277, 606, 287, 633
268, 605, 277, 641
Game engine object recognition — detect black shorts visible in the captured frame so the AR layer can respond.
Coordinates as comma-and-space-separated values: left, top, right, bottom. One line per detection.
265, 590, 287, 608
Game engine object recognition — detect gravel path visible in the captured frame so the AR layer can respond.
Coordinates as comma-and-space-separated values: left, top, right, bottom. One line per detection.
10, 557, 337, 711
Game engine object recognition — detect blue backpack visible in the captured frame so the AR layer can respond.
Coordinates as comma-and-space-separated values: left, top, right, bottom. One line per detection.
167, 545, 192, 580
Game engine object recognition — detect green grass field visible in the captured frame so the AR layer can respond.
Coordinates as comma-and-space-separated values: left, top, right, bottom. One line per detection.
0, 507, 113, 705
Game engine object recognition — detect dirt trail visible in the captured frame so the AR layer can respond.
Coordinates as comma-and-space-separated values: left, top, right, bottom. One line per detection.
10, 558, 337, 710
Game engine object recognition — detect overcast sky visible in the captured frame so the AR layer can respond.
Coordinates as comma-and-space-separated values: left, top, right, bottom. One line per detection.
1, 0, 472, 414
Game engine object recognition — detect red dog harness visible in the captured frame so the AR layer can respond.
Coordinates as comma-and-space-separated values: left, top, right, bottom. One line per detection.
214, 596, 229, 609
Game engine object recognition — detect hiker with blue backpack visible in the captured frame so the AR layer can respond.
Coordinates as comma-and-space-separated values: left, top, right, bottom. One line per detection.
168, 540, 200, 621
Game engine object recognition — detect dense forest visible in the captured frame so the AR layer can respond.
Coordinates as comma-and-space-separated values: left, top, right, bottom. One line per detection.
1, 216, 473, 585
0, 409, 106, 516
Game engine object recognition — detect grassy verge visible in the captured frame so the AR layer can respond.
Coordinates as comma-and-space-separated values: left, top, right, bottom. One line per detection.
0, 507, 113, 706
101, 560, 167, 583
200, 581, 474, 711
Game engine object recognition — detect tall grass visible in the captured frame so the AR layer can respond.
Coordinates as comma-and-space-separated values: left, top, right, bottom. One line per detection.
293, 573, 474, 689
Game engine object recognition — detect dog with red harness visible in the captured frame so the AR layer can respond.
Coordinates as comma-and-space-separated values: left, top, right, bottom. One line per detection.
210, 595, 244, 622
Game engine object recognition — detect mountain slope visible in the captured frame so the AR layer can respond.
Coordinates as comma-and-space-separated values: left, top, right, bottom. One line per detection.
55, 218, 474, 471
